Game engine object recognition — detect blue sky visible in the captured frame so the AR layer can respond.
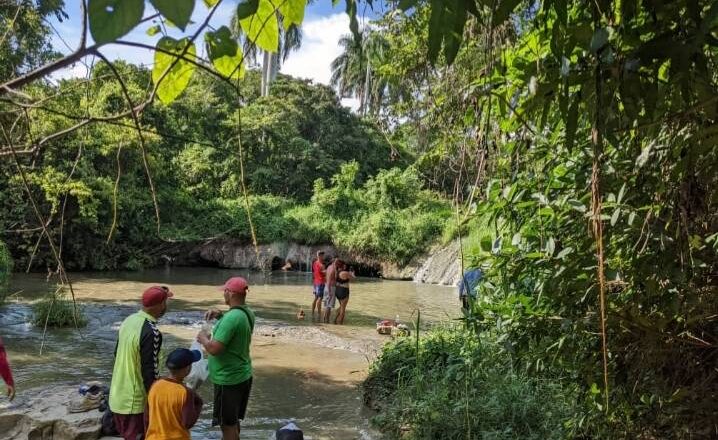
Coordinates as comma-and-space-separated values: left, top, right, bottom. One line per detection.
49, 0, 384, 108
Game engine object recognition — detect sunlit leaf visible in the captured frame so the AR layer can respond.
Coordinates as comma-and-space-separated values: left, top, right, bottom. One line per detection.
206, 26, 245, 79
88, 0, 144, 44
203, 0, 219, 6
610, 208, 621, 226
150, 0, 195, 31
146, 24, 161, 36
279, 0, 306, 29
240, 0, 279, 53
152, 37, 197, 104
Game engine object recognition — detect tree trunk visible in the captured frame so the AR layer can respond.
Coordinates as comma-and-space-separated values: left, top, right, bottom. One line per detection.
261, 51, 271, 96
362, 59, 371, 116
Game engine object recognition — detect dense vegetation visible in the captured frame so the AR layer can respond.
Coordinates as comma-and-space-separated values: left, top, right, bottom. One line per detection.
364, 326, 576, 440
358, 0, 718, 438
0, 64, 449, 270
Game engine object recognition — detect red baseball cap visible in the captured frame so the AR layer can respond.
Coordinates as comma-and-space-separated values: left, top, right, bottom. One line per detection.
219, 277, 249, 294
142, 285, 174, 307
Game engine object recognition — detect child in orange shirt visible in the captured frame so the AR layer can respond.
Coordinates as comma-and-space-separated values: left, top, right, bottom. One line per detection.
145, 348, 204, 440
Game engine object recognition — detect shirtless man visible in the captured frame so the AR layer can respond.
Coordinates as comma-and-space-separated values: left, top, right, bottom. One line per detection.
322, 257, 339, 323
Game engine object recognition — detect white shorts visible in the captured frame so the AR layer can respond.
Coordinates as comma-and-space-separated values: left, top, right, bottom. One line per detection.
323, 285, 336, 309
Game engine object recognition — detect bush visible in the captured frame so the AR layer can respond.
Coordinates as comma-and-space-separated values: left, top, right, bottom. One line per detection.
0, 241, 11, 304
0, 240, 11, 284
364, 326, 577, 440
32, 291, 88, 328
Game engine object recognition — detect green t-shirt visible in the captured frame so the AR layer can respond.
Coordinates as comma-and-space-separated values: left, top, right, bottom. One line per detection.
208, 306, 255, 385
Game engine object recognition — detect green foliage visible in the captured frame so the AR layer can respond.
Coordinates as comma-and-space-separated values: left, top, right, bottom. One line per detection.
239, 0, 279, 53
150, 0, 194, 31
88, 0, 145, 44
364, 326, 577, 439
0, 0, 66, 81
152, 37, 197, 104
32, 291, 87, 328
205, 26, 245, 79
0, 240, 12, 302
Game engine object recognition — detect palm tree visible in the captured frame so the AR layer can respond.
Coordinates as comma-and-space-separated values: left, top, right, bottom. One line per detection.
330, 30, 388, 116
231, 6, 305, 96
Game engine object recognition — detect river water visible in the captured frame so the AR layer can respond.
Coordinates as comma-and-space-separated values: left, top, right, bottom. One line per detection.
0, 268, 457, 439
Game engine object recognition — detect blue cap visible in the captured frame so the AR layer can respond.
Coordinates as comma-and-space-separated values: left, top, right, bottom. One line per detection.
166, 348, 202, 370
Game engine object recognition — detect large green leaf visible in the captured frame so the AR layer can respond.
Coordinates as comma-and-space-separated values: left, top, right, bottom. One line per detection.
150, 0, 195, 31
88, 0, 144, 44
236, 0, 259, 19
427, 0, 445, 64
152, 37, 197, 104
279, 0, 306, 29
240, 0, 279, 53
206, 26, 245, 79
444, 0, 468, 64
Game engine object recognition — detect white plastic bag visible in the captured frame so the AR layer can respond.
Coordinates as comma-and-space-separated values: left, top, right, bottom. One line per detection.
185, 341, 209, 391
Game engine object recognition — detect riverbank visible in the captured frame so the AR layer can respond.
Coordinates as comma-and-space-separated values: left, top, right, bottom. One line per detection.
170, 239, 461, 285
1, 268, 458, 439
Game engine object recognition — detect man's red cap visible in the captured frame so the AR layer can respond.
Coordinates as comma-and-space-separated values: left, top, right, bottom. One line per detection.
142, 285, 174, 307
219, 277, 249, 294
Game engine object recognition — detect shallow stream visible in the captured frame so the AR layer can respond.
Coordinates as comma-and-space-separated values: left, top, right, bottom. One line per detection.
1, 268, 457, 439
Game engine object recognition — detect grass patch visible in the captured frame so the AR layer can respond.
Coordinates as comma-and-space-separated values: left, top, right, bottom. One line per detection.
364, 325, 576, 440
32, 290, 87, 328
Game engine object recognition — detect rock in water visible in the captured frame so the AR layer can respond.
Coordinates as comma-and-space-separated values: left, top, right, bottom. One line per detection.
0, 385, 103, 440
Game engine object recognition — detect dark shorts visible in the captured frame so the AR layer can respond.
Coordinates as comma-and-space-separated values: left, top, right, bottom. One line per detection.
335, 285, 349, 301
212, 377, 253, 427
313, 283, 325, 298
113, 413, 145, 440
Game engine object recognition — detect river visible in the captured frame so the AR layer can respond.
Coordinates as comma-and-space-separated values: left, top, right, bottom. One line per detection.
0, 268, 457, 439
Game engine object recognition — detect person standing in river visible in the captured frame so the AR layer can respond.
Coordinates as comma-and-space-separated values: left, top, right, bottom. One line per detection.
0, 335, 15, 401
109, 285, 173, 440
334, 262, 355, 325
197, 276, 255, 440
310, 250, 326, 318
322, 256, 339, 323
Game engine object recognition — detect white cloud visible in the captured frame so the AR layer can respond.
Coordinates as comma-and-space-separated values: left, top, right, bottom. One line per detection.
282, 13, 361, 111
281, 13, 349, 85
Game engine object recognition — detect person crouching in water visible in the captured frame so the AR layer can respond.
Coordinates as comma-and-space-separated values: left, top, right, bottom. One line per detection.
144, 348, 204, 440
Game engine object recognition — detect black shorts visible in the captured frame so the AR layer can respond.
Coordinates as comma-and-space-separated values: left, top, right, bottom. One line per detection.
212, 377, 253, 427
335, 285, 349, 301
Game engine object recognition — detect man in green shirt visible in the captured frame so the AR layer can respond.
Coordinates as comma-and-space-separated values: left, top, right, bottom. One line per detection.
197, 276, 255, 440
